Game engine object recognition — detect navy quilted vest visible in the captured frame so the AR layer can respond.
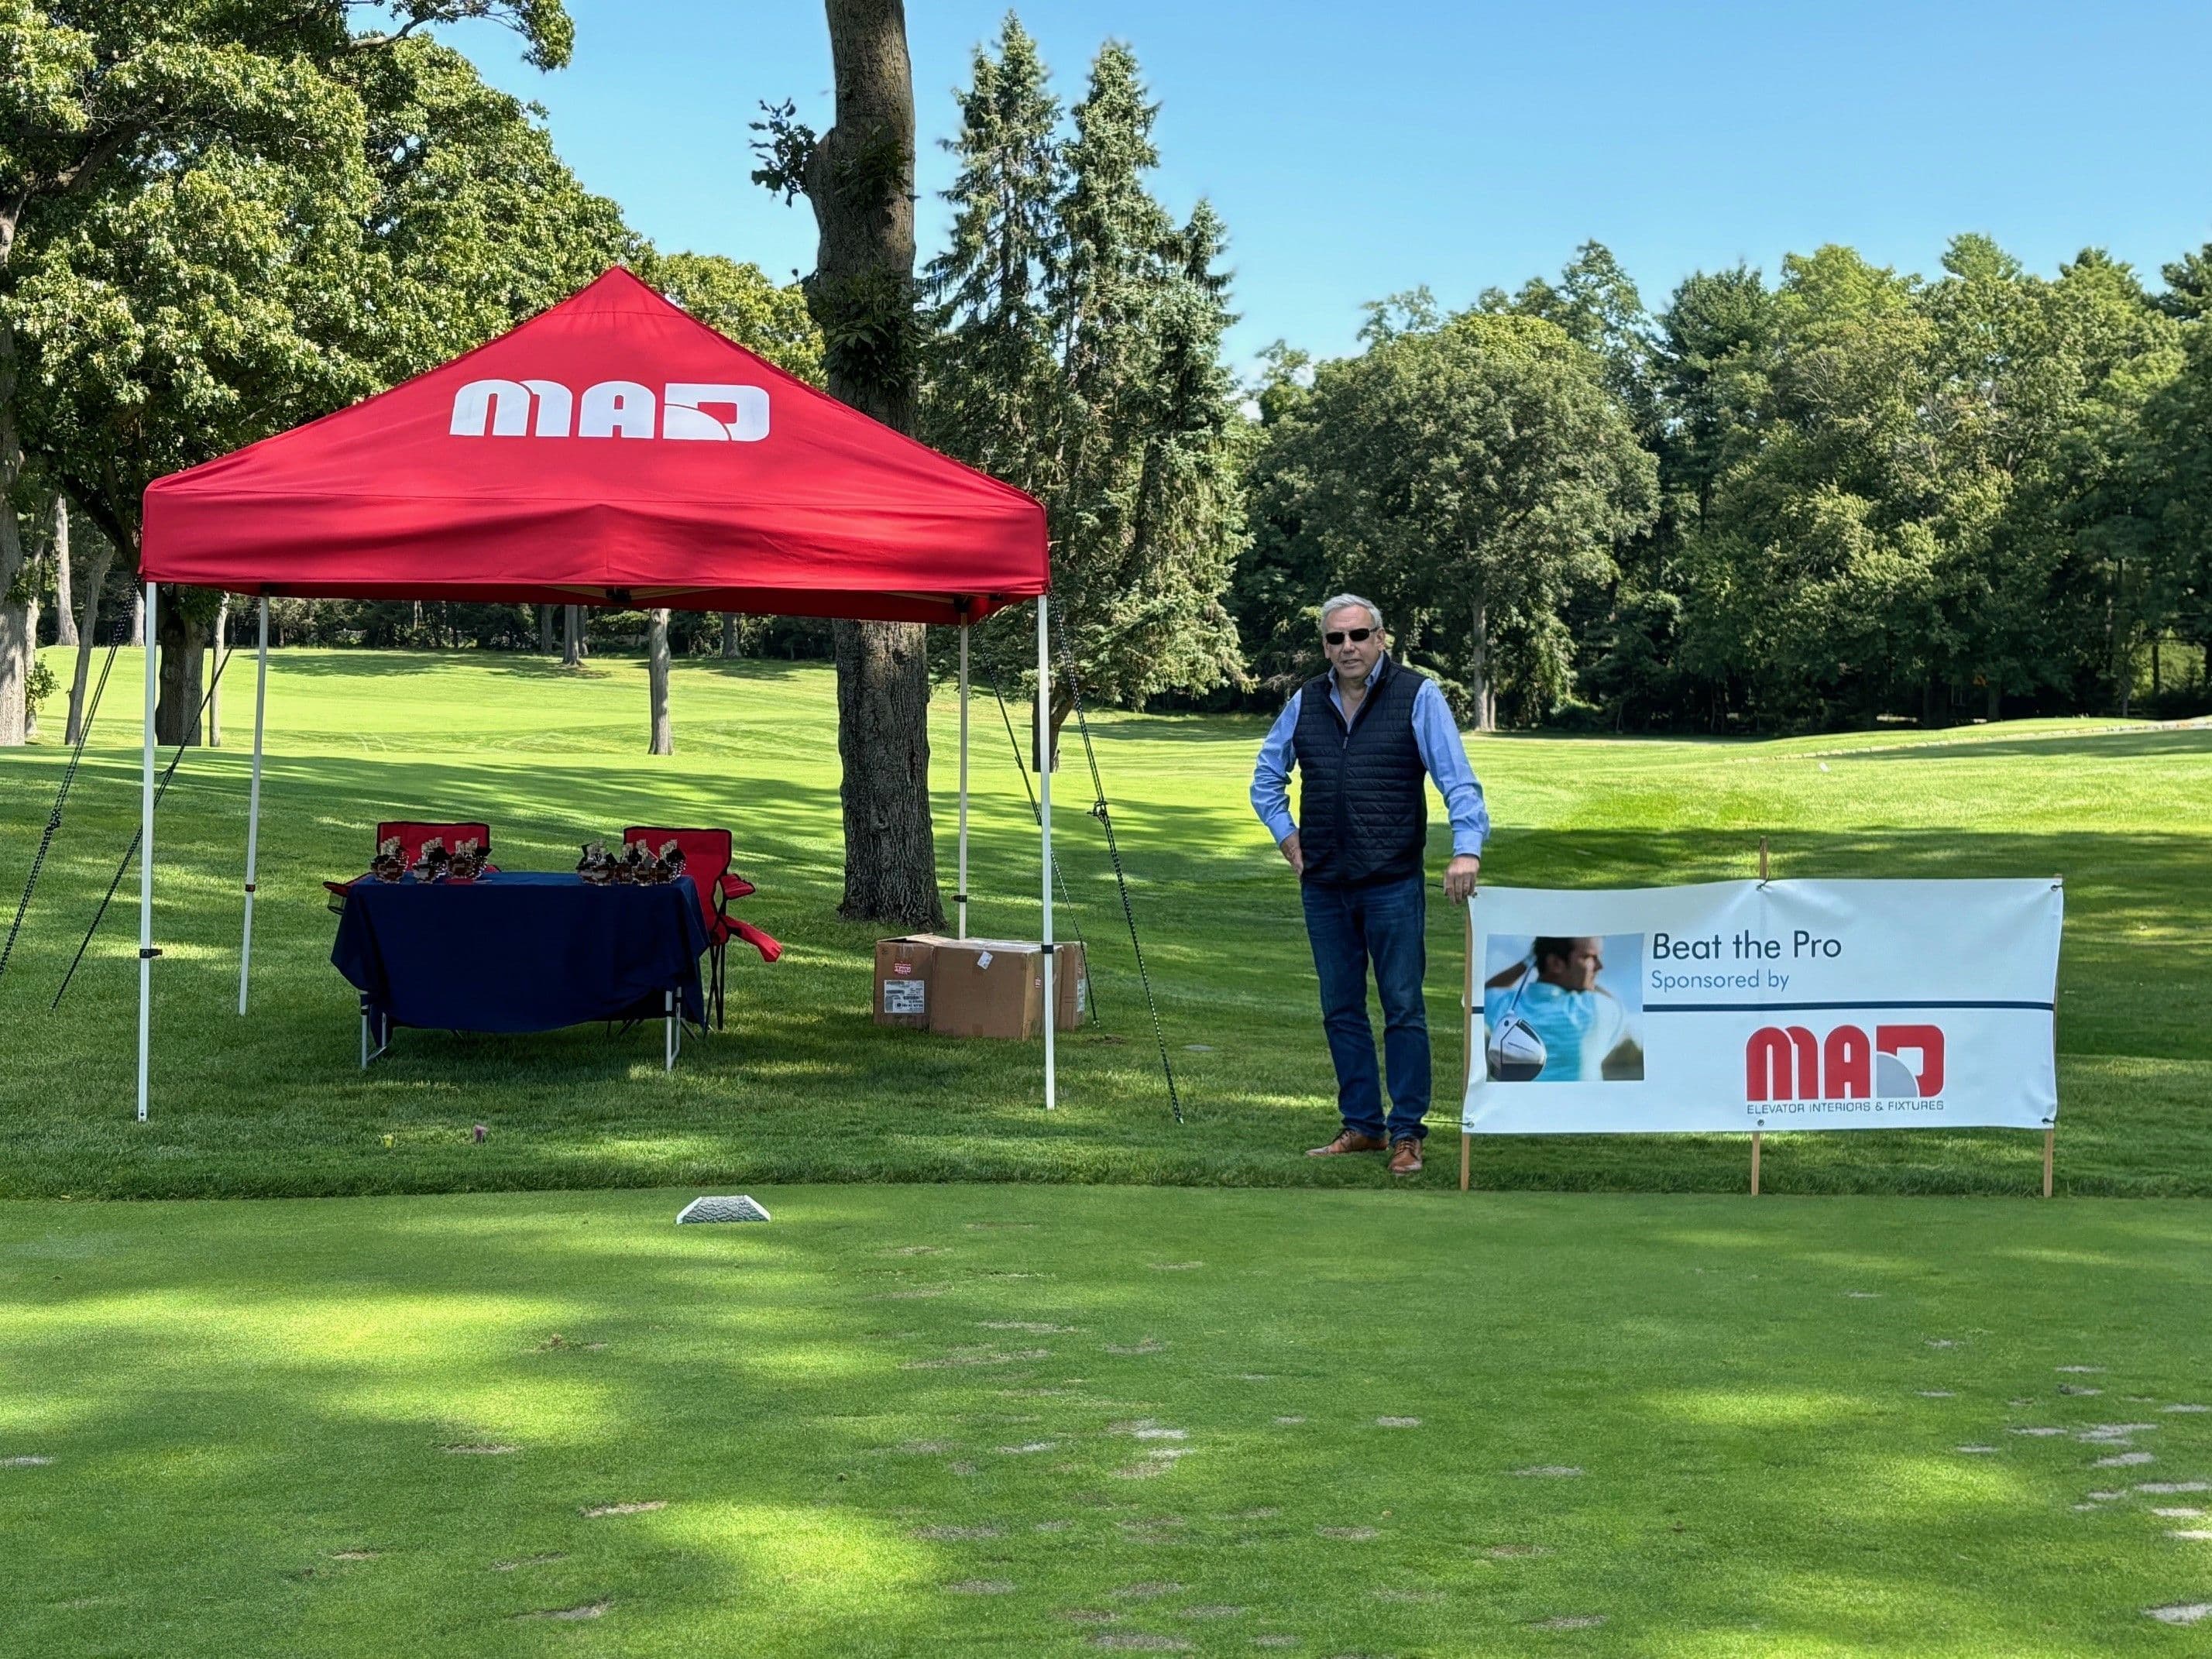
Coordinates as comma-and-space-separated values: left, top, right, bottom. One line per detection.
1292, 658, 1427, 888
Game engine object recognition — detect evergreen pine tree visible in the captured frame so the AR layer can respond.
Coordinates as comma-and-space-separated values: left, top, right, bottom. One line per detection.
924, 29, 1246, 752
922, 15, 1062, 489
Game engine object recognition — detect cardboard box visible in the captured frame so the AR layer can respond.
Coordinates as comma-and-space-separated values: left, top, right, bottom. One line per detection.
1052, 941, 1088, 1032
928, 937, 1042, 1039
878, 936, 1090, 1039
874, 933, 950, 1028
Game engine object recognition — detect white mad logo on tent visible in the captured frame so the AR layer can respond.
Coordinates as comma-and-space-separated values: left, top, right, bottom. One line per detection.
449, 379, 770, 441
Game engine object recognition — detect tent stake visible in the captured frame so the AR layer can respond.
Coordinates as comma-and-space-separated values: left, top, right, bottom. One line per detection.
1039, 596, 1054, 1110
136, 585, 157, 1124
239, 598, 269, 1014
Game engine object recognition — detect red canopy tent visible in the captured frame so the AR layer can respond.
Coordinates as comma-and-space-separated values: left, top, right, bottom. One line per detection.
130, 267, 1058, 1118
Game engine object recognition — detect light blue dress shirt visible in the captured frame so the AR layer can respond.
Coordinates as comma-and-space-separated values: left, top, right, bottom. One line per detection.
1249, 658, 1490, 858
1483, 977, 1628, 1082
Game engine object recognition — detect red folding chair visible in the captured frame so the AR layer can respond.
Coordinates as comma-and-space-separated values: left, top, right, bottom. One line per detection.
623, 826, 781, 1030
325, 820, 496, 911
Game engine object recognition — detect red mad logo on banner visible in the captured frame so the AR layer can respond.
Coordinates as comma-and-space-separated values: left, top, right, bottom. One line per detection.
1746, 1024, 1945, 1102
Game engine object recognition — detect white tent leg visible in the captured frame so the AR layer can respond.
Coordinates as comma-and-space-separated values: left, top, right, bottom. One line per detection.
239, 597, 269, 1014
957, 623, 970, 939
1038, 596, 1054, 1110
136, 584, 157, 1124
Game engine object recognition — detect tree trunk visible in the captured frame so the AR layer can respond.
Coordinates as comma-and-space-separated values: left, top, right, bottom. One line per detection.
53, 496, 75, 647
20, 591, 38, 737
562, 603, 583, 666
1033, 682, 1071, 774
2152, 637, 2162, 700
129, 587, 144, 646
0, 321, 24, 746
155, 591, 206, 747
0, 303, 25, 747
1470, 592, 1493, 733
207, 594, 228, 746
806, 0, 941, 926
2111, 556, 2129, 716
0, 600, 24, 747
834, 616, 942, 922
537, 603, 554, 654
1984, 678, 2001, 723
647, 608, 674, 754
64, 534, 114, 745
721, 613, 740, 658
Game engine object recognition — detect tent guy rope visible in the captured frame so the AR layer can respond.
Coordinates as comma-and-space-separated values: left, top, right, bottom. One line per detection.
51, 617, 239, 1013
0, 616, 126, 988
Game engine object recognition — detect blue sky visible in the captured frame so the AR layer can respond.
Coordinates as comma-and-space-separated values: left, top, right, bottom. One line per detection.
451, 1, 2212, 371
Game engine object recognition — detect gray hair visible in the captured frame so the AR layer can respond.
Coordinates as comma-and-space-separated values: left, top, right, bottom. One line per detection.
1318, 593, 1384, 634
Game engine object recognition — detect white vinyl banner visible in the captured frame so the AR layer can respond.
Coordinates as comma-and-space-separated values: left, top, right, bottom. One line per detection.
1462, 879, 2063, 1135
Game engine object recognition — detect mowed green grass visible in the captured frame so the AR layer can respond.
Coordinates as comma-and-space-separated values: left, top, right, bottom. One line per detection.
5, 1184, 2212, 1657
2, 647, 2209, 1199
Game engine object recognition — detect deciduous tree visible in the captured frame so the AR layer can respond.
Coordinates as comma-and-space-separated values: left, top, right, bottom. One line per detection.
1258, 312, 1654, 728
0, 2, 579, 742
754, 0, 942, 926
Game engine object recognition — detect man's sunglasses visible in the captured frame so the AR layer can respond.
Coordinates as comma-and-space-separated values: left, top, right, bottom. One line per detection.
1324, 627, 1375, 646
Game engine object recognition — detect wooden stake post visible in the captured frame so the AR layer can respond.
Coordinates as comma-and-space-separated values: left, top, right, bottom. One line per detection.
1461, 905, 1475, 1193
1751, 837, 1767, 1196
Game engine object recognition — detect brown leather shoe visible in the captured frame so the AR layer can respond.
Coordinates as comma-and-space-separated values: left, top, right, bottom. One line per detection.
1388, 1137, 1424, 1176
1307, 1129, 1387, 1157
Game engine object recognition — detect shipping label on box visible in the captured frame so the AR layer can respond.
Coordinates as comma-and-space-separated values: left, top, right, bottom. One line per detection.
874, 934, 952, 1029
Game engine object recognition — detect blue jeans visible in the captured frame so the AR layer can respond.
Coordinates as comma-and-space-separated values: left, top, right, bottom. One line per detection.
1300, 872, 1430, 1142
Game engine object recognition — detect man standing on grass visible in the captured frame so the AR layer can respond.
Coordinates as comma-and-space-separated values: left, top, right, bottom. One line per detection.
1251, 595, 1489, 1176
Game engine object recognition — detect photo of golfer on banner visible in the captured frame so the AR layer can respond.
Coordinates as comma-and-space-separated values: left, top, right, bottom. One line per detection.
1483, 935, 1647, 1083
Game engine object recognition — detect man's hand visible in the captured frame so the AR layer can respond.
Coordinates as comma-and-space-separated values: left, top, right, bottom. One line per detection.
1444, 854, 1481, 904
1279, 831, 1304, 875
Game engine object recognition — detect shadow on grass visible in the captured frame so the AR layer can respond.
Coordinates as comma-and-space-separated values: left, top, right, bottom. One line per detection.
1843, 730, 2212, 763
2, 1189, 2209, 1656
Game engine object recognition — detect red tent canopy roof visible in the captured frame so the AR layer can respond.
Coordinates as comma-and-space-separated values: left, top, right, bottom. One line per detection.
141, 267, 1047, 624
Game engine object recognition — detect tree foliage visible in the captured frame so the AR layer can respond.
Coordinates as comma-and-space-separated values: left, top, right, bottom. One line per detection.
2, 3, 832, 745
13, 4, 2212, 748
923, 21, 1245, 746
0, 2, 591, 740
1242, 233, 2208, 732
641, 249, 823, 386
1251, 310, 1655, 728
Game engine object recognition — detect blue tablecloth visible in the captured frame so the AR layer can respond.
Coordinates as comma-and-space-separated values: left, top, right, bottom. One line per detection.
332, 872, 708, 1032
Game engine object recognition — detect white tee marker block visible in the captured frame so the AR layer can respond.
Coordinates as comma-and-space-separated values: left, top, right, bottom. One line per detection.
677, 1195, 771, 1224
